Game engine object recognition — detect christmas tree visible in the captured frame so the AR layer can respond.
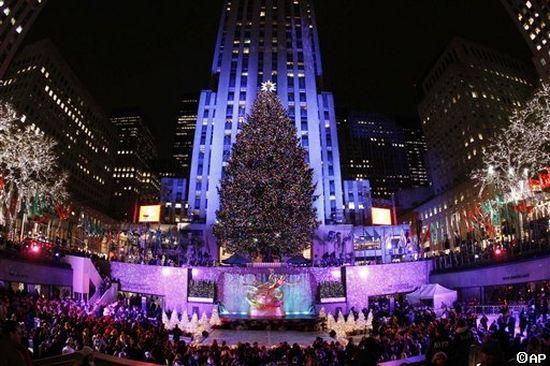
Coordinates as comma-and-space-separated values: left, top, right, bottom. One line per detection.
213, 82, 318, 260
209, 308, 222, 327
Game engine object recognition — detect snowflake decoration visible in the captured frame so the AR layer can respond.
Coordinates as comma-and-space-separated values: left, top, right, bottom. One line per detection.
260, 80, 277, 92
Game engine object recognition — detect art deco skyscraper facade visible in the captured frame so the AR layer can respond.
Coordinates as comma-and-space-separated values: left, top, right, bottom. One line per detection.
172, 95, 198, 176
418, 37, 535, 195
500, 0, 549, 81
188, 0, 344, 229
0, 0, 46, 80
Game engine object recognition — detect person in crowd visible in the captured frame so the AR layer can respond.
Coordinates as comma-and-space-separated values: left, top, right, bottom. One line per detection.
0, 320, 32, 366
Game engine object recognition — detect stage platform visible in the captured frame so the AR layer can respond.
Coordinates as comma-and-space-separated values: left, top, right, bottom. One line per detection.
219, 314, 322, 332
200, 329, 332, 346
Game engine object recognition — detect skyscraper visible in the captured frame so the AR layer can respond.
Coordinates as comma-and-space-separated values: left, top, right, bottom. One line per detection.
500, 0, 549, 81
0, 39, 115, 216
404, 128, 429, 187
339, 112, 411, 199
187, 0, 344, 234
418, 37, 535, 195
172, 95, 198, 176
111, 111, 159, 221
0, 0, 46, 80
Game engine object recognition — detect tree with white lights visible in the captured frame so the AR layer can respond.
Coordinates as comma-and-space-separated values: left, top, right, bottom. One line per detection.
472, 83, 550, 202
0, 103, 68, 231
213, 83, 318, 260
209, 308, 222, 327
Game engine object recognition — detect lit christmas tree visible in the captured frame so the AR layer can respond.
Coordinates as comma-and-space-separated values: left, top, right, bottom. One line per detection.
197, 311, 210, 334
345, 312, 356, 333
326, 313, 335, 330
209, 308, 222, 327
355, 311, 367, 333
161, 311, 169, 329
179, 311, 189, 331
188, 312, 199, 334
318, 306, 327, 319
366, 309, 373, 331
213, 82, 318, 260
168, 310, 179, 330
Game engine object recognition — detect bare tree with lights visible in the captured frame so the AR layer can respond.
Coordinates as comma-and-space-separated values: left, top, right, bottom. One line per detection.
472, 83, 550, 203
213, 82, 318, 261
0, 103, 69, 233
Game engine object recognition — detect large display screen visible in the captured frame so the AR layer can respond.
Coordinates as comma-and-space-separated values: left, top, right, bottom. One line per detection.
138, 205, 161, 223
371, 207, 392, 225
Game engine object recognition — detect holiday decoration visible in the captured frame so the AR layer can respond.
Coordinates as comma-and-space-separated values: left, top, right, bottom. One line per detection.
0, 103, 69, 228
162, 311, 169, 329
355, 311, 367, 333
188, 312, 199, 335
198, 312, 210, 333
365, 309, 373, 330
168, 310, 179, 330
209, 308, 222, 327
334, 310, 347, 338
326, 313, 335, 330
179, 311, 189, 332
245, 270, 287, 317
213, 85, 318, 260
345, 312, 356, 333
472, 83, 550, 202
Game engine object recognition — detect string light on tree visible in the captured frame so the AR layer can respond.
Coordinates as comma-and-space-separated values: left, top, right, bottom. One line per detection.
213, 85, 318, 260
471, 83, 550, 203
0, 103, 69, 229
260, 80, 277, 92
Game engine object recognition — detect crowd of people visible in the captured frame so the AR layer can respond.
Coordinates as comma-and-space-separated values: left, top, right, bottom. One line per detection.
0, 285, 549, 366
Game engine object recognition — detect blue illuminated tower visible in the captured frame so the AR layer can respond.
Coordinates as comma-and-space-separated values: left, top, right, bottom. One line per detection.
187, 0, 343, 247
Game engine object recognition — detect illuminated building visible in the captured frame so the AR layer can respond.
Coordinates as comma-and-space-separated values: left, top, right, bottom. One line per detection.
418, 37, 535, 195
111, 111, 159, 221
0, 39, 115, 216
187, 0, 344, 235
0, 0, 46, 79
172, 95, 198, 176
500, 0, 549, 81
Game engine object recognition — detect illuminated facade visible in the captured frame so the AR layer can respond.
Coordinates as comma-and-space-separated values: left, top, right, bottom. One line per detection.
111, 112, 159, 221
187, 0, 344, 230
172, 95, 198, 176
0, 0, 46, 80
404, 128, 430, 187
160, 177, 187, 224
0, 39, 115, 215
339, 112, 416, 199
343, 179, 373, 226
500, 0, 549, 81
418, 37, 535, 195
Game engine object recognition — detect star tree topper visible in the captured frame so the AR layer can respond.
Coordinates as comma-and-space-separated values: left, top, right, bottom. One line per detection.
260, 80, 277, 92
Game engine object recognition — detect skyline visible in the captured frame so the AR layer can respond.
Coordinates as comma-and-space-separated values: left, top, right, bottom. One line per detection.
21, 0, 532, 158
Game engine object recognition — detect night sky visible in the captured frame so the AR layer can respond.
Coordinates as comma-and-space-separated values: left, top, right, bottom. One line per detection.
22, 0, 531, 158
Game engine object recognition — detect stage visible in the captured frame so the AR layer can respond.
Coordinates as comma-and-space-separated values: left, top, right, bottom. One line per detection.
200, 329, 332, 346
219, 314, 322, 332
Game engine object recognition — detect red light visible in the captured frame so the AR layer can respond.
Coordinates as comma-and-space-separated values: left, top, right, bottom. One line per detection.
31, 245, 40, 253
495, 248, 502, 255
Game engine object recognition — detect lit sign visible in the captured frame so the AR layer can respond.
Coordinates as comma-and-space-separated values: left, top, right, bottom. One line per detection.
371, 207, 392, 225
138, 205, 160, 223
